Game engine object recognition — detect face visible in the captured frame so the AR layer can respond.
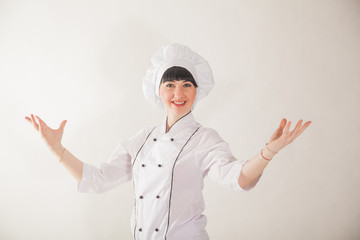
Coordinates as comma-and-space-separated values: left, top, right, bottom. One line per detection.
159, 80, 197, 120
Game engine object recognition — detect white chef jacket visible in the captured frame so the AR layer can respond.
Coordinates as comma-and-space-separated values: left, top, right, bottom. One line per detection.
78, 112, 261, 240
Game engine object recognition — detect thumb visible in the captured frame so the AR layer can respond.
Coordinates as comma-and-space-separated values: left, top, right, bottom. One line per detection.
278, 118, 287, 130
269, 118, 287, 142
59, 120, 67, 131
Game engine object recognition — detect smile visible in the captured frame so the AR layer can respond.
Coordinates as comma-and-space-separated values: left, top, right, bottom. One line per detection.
172, 101, 186, 107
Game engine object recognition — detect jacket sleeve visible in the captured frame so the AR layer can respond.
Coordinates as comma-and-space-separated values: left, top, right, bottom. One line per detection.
200, 128, 262, 192
77, 127, 151, 194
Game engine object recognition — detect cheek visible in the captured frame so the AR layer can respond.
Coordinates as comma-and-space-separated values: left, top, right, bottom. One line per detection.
188, 89, 197, 103
159, 89, 171, 102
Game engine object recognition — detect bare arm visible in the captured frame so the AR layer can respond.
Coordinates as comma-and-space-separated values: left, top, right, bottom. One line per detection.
25, 114, 83, 182
238, 151, 271, 189
238, 118, 312, 188
54, 145, 83, 182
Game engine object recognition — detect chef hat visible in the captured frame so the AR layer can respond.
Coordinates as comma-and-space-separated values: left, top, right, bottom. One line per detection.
142, 43, 215, 109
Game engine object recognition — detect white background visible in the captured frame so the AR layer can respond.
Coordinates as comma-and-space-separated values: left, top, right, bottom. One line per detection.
0, 0, 359, 239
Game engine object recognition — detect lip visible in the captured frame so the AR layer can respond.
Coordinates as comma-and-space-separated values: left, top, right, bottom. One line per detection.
171, 100, 187, 107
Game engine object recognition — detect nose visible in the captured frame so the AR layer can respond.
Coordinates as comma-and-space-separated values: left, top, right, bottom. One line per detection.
173, 86, 184, 99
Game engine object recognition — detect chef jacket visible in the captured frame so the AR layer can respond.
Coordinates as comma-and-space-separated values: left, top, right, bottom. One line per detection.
78, 112, 261, 240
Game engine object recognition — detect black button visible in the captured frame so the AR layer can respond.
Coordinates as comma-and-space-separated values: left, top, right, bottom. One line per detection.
155, 228, 159, 232
139, 228, 142, 232
170, 138, 174, 141
153, 138, 157, 141
156, 195, 160, 199
141, 164, 145, 167
140, 196, 143, 199
158, 164, 162, 167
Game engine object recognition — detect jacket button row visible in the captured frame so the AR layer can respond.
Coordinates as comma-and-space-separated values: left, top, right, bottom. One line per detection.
139, 195, 160, 199
139, 227, 159, 232
141, 164, 161, 167
153, 138, 174, 142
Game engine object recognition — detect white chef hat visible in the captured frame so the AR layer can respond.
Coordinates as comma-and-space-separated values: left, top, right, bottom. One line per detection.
142, 43, 215, 109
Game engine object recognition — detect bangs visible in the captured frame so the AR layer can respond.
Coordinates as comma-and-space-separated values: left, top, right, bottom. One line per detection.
161, 66, 198, 87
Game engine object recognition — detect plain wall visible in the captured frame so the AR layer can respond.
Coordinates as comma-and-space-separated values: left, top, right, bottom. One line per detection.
0, 0, 359, 239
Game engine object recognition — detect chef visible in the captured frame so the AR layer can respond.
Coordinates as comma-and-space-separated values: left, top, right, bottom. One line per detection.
25, 43, 311, 240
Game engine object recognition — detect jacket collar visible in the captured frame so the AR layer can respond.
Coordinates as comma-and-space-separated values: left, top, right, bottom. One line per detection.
160, 111, 197, 135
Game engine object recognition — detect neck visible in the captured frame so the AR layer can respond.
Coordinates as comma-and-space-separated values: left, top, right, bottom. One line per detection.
166, 111, 191, 133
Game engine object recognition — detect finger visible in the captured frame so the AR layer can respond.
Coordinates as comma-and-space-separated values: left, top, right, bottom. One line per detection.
25, 116, 31, 123
289, 119, 303, 138
59, 120, 67, 132
279, 118, 287, 130
284, 120, 292, 135
269, 118, 287, 141
35, 116, 47, 136
36, 116, 51, 129
272, 118, 286, 138
295, 121, 312, 138
30, 114, 39, 131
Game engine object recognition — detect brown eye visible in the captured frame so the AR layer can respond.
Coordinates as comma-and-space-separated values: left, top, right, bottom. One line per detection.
166, 83, 174, 87
183, 83, 192, 87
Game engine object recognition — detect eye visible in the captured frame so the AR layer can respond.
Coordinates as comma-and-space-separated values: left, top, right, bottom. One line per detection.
165, 83, 175, 87
183, 83, 193, 87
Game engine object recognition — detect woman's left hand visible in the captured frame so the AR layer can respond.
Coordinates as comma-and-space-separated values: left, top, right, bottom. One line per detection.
267, 118, 312, 153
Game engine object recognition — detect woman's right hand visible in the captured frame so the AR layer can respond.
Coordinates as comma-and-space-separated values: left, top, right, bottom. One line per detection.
25, 114, 67, 155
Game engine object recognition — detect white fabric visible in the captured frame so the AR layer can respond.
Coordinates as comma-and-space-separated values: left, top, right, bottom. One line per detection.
142, 43, 215, 109
78, 113, 261, 240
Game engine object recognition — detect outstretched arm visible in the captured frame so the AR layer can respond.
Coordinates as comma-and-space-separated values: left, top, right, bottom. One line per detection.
25, 114, 83, 182
238, 118, 311, 189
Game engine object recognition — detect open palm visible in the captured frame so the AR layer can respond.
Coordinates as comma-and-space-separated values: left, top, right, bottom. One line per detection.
267, 118, 311, 153
25, 114, 67, 154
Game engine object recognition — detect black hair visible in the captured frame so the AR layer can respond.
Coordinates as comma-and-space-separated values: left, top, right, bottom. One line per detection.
161, 66, 198, 88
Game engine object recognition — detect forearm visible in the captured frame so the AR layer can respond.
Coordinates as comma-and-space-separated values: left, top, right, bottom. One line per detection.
238, 147, 275, 188
54, 145, 84, 182
237, 118, 311, 189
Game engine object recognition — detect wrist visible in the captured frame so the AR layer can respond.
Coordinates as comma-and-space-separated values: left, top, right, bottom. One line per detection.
266, 142, 281, 154
261, 148, 275, 161
52, 144, 64, 157
59, 147, 66, 163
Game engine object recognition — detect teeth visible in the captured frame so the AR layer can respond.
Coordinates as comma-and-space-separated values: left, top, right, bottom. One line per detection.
173, 101, 185, 105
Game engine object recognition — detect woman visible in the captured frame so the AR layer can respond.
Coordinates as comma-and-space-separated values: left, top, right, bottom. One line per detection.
25, 43, 311, 240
